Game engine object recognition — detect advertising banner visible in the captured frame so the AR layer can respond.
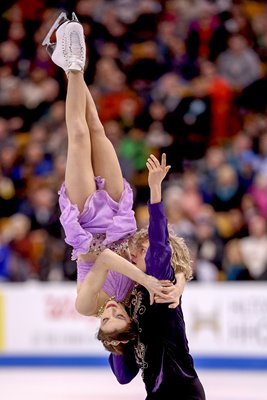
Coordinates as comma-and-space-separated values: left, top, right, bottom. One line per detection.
183, 283, 267, 357
0, 282, 267, 367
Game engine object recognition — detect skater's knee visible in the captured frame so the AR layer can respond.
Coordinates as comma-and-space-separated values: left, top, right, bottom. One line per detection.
68, 120, 89, 142
90, 123, 105, 137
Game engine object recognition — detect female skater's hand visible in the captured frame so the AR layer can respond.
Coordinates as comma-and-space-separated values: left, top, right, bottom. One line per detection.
142, 275, 165, 305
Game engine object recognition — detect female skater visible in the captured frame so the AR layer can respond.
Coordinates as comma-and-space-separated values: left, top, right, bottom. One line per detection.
42, 14, 179, 336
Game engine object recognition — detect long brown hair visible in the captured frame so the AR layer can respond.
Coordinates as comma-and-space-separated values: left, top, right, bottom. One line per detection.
97, 319, 138, 355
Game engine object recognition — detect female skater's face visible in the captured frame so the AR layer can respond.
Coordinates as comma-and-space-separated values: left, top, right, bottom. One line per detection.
100, 300, 131, 333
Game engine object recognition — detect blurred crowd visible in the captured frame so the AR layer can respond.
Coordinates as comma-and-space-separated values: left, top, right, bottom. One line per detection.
1, 0, 267, 282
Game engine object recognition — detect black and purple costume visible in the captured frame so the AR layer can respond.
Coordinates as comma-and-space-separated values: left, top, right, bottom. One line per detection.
109, 202, 205, 399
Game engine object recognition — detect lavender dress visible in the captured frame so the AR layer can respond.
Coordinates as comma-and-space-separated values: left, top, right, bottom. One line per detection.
58, 176, 136, 260
58, 176, 137, 299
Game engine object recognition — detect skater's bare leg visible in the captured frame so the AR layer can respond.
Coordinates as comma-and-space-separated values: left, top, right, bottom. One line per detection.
65, 72, 96, 212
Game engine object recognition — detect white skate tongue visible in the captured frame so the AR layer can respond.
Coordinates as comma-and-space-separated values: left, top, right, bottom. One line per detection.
67, 28, 85, 71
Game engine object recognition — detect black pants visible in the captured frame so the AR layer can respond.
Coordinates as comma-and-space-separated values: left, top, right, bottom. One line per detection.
145, 377, 206, 400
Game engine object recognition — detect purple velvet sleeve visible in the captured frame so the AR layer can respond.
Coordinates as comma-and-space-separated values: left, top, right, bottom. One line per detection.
109, 352, 139, 384
145, 201, 174, 281
109, 202, 174, 385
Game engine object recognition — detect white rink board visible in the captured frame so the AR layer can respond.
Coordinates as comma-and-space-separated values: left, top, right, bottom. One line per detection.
183, 282, 267, 357
0, 282, 267, 358
0, 282, 102, 354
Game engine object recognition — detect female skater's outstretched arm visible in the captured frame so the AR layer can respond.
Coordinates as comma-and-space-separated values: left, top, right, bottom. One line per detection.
75, 249, 163, 316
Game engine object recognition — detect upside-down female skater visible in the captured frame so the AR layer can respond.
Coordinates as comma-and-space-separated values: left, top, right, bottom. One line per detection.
42, 14, 179, 345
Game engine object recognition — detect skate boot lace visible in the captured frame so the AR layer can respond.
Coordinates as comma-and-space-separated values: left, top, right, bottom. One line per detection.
68, 27, 84, 65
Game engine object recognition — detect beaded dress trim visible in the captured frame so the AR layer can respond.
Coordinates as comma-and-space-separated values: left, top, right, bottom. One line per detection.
88, 233, 129, 255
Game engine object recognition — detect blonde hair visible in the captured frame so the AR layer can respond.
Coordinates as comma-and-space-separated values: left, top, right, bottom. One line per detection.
132, 227, 193, 281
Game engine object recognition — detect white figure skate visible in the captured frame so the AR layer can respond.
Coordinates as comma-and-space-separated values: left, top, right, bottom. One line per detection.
42, 12, 85, 72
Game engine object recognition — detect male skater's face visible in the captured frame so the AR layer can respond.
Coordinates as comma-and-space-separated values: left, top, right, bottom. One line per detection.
130, 240, 149, 272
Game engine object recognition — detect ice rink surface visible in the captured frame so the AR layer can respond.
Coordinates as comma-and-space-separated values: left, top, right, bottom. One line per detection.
0, 368, 266, 400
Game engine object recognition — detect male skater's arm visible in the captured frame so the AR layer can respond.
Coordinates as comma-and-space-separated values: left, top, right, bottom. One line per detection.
145, 154, 174, 281
147, 154, 188, 305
